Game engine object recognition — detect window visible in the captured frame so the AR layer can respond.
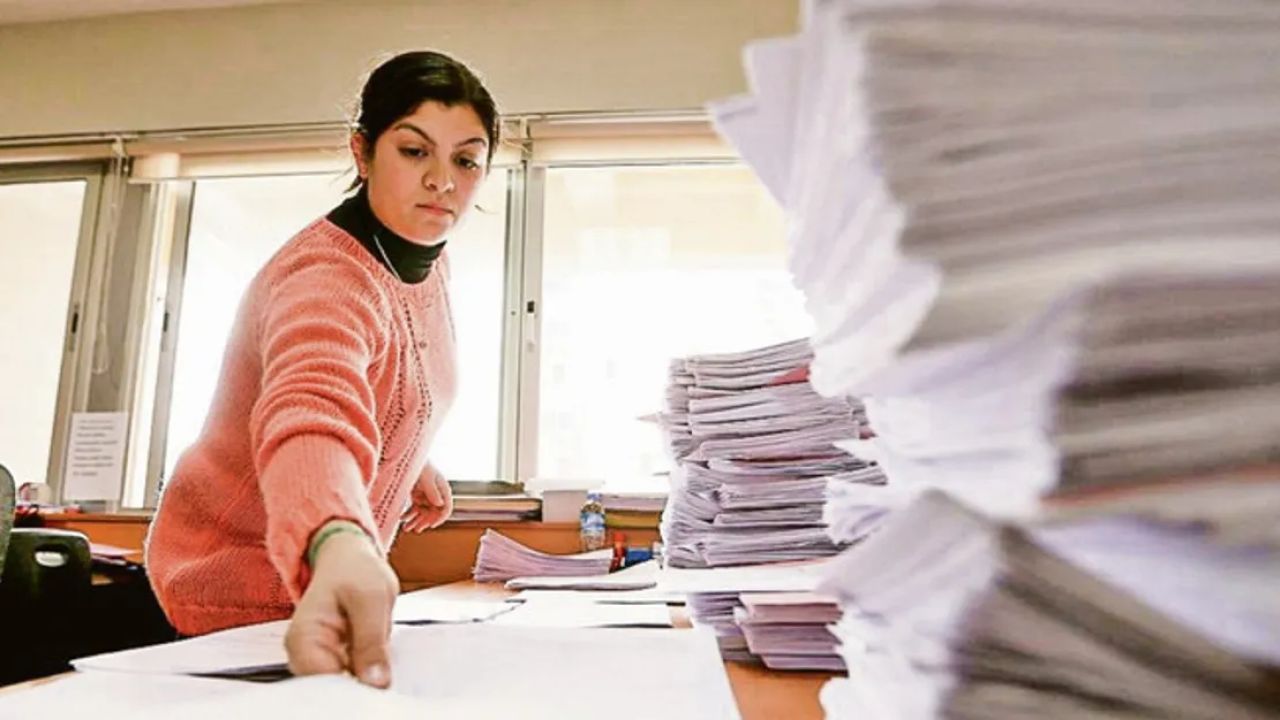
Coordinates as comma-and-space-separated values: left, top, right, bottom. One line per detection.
163, 174, 346, 482
535, 164, 812, 486
423, 170, 509, 481
162, 170, 509, 486
0, 177, 92, 490
2, 120, 810, 505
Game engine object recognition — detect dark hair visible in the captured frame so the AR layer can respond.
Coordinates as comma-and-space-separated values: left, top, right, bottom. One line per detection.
349, 50, 499, 190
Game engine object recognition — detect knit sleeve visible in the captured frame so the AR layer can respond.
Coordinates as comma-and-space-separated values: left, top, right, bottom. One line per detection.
249, 251, 389, 600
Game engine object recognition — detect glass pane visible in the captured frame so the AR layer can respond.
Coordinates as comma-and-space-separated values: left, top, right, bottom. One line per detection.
538, 165, 813, 487
0, 180, 87, 488
166, 171, 507, 485
428, 171, 508, 481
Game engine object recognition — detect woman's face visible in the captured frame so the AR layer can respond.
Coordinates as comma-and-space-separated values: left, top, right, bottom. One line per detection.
353, 101, 490, 246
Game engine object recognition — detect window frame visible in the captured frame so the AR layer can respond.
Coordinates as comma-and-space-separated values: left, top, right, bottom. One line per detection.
0, 161, 112, 500
1, 115, 769, 505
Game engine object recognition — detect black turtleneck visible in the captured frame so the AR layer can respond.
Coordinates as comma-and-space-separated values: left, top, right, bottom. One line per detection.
327, 187, 445, 285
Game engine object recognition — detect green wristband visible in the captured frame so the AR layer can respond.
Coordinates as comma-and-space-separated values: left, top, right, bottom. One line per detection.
306, 519, 371, 568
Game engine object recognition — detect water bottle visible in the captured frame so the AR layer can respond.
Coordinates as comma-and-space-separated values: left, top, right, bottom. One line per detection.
579, 491, 607, 552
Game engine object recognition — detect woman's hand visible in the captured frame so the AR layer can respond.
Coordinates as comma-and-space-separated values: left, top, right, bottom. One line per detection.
402, 464, 453, 532
284, 529, 399, 687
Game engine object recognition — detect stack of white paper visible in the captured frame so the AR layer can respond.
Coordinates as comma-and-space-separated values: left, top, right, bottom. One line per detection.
504, 558, 658, 591
733, 592, 845, 672
716, 0, 1280, 388
658, 560, 832, 663
816, 491, 1280, 720
472, 529, 612, 583
658, 339, 892, 568
599, 490, 667, 513
709, 1, 1280, 716
711, 0, 1280, 521
660, 339, 829, 461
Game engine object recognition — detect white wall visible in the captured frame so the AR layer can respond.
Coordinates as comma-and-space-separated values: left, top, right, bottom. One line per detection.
0, 0, 797, 139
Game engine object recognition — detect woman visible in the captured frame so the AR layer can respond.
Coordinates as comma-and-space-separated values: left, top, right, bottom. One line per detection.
145, 50, 499, 688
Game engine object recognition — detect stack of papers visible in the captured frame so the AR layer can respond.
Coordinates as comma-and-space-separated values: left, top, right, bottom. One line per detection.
817, 491, 1280, 719
657, 339, 891, 567
711, 0, 1280, 716
659, 338, 820, 460
450, 494, 541, 523
657, 560, 832, 664
471, 529, 612, 583
599, 489, 667, 529
734, 592, 844, 671
848, 272, 1280, 521
714, 0, 1280, 391
711, 0, 1280, 520
504, 558, 659, 591
599, 491, 667, 513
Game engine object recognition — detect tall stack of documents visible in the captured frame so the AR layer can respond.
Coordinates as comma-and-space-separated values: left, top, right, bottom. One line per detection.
817, 492, 1280, 719
657, 339, 889, 567
710, 0, 1280, 716
711, 0, 1280, 517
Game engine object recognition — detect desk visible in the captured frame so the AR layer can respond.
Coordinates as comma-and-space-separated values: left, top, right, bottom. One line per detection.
1, 580, 833, 719
39, 512, 150, 564
32, 512, 662, 592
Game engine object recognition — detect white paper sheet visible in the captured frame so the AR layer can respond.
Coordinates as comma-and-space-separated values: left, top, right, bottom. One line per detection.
388, 624, 741, 720
509, 587, 687, 605
489, 599, 672, 628
657, 559, 832, 594
0, 672, 242, 717
55, 624, 741, 719
63, 411, 128, 501
72, 620, 292, 676
392, 592, 514, 624
130, 675, 427, 720
505, 559, 659, 591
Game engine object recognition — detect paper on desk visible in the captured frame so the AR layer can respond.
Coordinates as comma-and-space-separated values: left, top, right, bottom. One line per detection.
89, 543, 138, 559
72, 620, 292, 676
489, 599, 672, 629
130, 675, 427, 720
58, 624, 740, 719
73, 593, 523, 677
504, 558, 659, 591
0, 671, 242, 717
509, 587, 687, 605
657, 559, 831, 594
392, 591, 514, 625
389, 624, 741, 720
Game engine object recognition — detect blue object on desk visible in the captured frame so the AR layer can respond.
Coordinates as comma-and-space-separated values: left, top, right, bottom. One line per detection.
623, 547, 653, 567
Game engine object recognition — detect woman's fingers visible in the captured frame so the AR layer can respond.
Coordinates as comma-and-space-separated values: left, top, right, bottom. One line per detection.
402, 508, 427, 533
285, 608, 348, 677
339, 584, 394, 688
433, 473, 454, 523
415, 471, 445, 507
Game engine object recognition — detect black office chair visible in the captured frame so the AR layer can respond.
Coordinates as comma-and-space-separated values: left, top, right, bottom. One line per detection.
0, 463, 94, 684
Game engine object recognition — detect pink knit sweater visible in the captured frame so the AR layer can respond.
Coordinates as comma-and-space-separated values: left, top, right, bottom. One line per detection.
146, 218, 456, 635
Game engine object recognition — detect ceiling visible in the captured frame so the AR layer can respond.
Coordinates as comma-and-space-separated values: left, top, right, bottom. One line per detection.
0, 0, 289, 25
